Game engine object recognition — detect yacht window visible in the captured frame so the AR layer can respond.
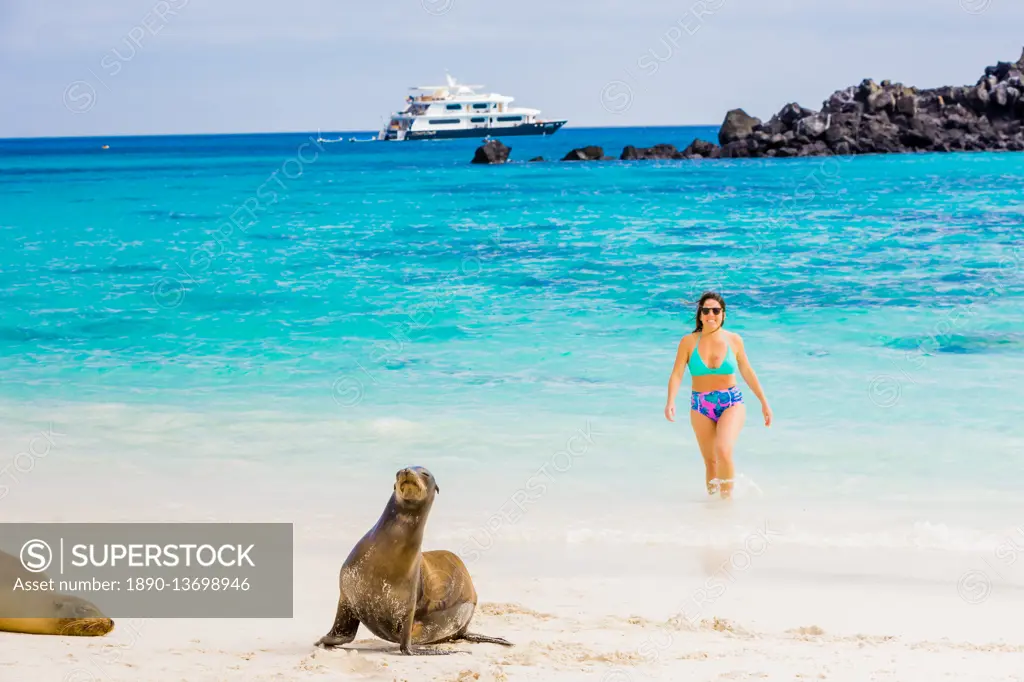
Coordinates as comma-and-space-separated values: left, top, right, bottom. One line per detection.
472, 103, 489, 110
446, 104, 462, 110
496, 116, 523, 122
428, 118, 461, 124
470, 117, 486, 123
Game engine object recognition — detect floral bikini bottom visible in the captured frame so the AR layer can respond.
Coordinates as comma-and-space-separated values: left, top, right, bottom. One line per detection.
690, 386, 744, 423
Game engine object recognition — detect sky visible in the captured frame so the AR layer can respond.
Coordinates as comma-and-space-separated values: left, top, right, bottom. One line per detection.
2, 0, 1024, 138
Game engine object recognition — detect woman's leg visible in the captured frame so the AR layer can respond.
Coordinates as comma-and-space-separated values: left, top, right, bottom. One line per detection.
689, 407, 719, 494
712, 403, 746, 499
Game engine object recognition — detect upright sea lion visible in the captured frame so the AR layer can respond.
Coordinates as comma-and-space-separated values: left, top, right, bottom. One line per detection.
0, 550, 114, 636
315, 466, 512, 655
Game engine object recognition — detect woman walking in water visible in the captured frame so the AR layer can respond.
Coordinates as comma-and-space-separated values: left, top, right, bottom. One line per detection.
665, 292, 772, 499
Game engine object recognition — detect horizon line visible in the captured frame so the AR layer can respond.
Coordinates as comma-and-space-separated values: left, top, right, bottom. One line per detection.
0, 123, 722, 143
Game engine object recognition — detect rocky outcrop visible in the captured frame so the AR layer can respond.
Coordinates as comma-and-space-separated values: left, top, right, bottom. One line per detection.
620, 144, 685, 160
561, 146, 604, 161
528, 156, 545, 162
680, 139, 721, 159
471, 139, 511, 164
478, 49, 1024, 165
718, 109, 762, 145
706, 47, 1024, 158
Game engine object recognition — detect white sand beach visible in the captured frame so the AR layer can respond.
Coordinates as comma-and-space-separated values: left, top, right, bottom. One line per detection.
0, 456, 1021, 682
4, 589, 1022, 682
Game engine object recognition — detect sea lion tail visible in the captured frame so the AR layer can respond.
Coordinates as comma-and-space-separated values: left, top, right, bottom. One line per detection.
458, 632, 514, 647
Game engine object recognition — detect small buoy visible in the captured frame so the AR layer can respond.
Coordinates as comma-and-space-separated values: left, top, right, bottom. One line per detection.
101, 145, 109, 149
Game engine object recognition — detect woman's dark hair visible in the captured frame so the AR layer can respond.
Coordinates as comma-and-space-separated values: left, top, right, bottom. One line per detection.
693, 291, 726, 332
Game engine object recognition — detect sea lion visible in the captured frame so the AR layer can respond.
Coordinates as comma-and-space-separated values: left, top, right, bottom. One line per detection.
0, 550, 114, 636
315, 466, 512, 655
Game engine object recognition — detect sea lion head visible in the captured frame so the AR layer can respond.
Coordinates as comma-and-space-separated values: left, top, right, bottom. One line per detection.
52, 596, 114, 636
393, 466, 439, 509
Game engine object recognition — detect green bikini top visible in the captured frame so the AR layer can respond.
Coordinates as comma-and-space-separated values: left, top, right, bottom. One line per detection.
688, 333, 737, 376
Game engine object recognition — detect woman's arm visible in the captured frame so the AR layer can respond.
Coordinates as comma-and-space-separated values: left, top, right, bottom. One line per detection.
665, 336, 690, 420
733, 333, 772, 426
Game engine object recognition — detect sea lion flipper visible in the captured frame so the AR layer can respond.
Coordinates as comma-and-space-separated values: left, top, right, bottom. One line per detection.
315, 595, 360, 649
401, 579, 469, 656
458, 632, 514, 647
400, 645, 470, 656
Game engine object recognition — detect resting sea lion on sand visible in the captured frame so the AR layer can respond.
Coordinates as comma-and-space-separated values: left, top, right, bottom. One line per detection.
0, 550, 114, 636
315, 466, 512, 655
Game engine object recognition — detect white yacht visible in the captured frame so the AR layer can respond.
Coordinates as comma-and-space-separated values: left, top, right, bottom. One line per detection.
377, 75, 566, 141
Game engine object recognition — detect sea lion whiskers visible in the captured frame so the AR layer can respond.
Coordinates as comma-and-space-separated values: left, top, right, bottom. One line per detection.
89, 618, 115, 636
397, 478, 425, 497
394, 467, 434, 505
57, 617, 114, 637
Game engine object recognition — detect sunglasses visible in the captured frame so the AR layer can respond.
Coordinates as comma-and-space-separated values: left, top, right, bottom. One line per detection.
700, 307, 722, 315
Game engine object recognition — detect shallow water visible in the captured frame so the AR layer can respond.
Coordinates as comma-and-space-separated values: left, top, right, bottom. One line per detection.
1, 128, 1022, 562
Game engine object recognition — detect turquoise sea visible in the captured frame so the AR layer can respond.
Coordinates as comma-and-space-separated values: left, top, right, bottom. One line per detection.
1, 127, 1022, 552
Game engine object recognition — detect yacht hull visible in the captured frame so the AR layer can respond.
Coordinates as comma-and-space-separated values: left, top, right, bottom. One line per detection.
387, 120, 566, 141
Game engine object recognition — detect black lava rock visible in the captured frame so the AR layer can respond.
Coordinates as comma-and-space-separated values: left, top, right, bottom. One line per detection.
561, 146, 604, 161
471, 139, 511, 164
714, 47, 1024, 158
